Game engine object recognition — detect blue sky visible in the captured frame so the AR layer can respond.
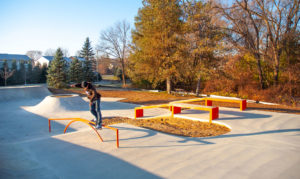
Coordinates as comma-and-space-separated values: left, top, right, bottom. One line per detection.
0, 0, 142, 56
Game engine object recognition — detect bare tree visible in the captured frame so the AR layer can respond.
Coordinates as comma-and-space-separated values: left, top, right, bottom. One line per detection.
253, 0, 299, 85
215, 0, 267, 89
0, 66, 15, 86
44, 48, 56, 56
215, 0, 299, 87
97, 20, 130, 87
26, 50, 42, 62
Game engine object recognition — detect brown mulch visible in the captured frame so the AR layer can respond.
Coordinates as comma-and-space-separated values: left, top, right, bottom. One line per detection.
102, 117, 230, 137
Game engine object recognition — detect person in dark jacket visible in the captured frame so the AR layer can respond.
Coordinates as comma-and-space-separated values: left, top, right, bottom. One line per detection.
71, 81, 102, 129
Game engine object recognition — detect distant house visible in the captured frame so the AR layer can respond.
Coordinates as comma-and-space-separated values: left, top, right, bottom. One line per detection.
36, 56, 73, 66
69, 56, 85, 62
0, 53, 32, 69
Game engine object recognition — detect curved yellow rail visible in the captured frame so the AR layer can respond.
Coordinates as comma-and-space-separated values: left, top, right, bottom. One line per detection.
48, 118, 119, 148
64, 119, 103, 142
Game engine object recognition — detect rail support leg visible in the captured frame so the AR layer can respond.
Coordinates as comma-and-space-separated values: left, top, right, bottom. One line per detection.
205, 99, 212, 106
241, 100, 247, 111
135, 109, 144, 119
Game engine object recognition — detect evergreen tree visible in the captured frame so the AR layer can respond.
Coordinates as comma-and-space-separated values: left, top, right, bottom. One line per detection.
69, 58, 83, 83
47, 48, 68, 88
80, 37, 95, 82
39, 63, 48, 83
130, 0, 183, 93
8, 60, 18, 85
26, 61, 33, 84
32, 62, 42, 83
18, 60, 26, 84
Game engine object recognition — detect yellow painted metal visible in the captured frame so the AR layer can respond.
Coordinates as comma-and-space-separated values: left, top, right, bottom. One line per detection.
170, 98, 205, 104
48, 118, 119, 148
204, 97, 246, 111
135, 104, 170, 110
170, 103, 213, 123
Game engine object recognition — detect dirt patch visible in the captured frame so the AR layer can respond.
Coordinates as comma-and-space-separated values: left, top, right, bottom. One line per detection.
103, 117, 230, 137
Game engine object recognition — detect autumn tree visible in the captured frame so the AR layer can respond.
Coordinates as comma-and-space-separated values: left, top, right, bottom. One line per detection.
181, 0, 224, 95
130, 0, 183, 93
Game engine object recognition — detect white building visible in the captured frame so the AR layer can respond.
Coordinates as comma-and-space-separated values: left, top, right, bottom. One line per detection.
36, 56, 72, 66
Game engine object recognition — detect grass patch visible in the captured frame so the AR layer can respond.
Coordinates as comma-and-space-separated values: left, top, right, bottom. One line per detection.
103, 117, 230, 137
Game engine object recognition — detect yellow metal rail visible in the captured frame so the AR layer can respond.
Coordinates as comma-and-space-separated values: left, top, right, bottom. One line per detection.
48, 118, 119, 148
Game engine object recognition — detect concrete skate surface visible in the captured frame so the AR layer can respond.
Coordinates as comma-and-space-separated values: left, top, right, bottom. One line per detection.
0, 85, 299, 179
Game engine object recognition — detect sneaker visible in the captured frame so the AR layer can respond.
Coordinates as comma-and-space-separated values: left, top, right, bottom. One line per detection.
95, 124, 102, 130
90, 118, 96, 122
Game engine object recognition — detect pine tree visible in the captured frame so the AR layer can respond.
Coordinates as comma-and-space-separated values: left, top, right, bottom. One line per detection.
80, 37, 95, 82
39, 63, 48, 83
69, 58, 83, 83
32, 62, 42, 83
47, 48, 68, 88
130, 0, 183, 93
8, 60, 18, 85
18, 60, 26, 84
26, 61, 33, 84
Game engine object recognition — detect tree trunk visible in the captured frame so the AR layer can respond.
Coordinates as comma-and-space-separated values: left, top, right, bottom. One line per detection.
273, 54, 280, 86
254, 53, 266, 89
121, 58, 126, 88
166, 76, 171, 94
195, 74, 201, 96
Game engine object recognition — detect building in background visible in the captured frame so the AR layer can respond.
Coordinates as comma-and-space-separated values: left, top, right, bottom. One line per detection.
36, 56, 72, 67
0, 54, 32, 69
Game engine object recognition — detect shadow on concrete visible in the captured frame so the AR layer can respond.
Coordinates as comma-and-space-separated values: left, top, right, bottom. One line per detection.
218, 110, 272, 120
176, 128, 300, 144
0, 136, 161, 179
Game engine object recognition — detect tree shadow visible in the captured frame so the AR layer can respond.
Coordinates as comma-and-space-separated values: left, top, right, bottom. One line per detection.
0, 135, 161, 178
176, 128, 300, 144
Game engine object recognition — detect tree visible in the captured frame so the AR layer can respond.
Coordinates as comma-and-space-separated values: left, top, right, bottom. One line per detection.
8, 60, 18, 85
98, 20, 131, 87
253, 0, 299, 85
26, 61, 33, 84
80, 37, 95, 82
215, 0, 299, 88
26, 50, 42, 62
69, 57, 83, 83
181, 0, 224, 95
39, 63, 48, 83
18, 60, 26, 85
130, 0, 183, 93
32, 62, 42, 83
0, 60, 15, 86
215, 0, 267, 89
44, 48, 56, 56
47, 48, 68, 88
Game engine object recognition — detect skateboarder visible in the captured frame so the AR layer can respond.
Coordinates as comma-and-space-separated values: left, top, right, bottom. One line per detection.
71, 81, 102, 129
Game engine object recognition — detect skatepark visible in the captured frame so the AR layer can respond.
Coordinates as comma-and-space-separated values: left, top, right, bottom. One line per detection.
0, 85, 299, 178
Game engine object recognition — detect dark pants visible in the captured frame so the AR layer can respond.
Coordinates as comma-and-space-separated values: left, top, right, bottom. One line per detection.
90, 98, 102, 126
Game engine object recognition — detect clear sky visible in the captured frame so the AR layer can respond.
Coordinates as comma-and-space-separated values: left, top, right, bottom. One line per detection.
0, 0, 143, 56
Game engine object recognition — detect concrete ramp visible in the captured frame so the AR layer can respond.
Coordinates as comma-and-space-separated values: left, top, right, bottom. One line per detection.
0, 85, 51, 102
25, 94, 89, 114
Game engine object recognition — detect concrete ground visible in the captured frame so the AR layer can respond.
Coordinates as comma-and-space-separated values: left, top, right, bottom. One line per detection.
0, 85, 299, 179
